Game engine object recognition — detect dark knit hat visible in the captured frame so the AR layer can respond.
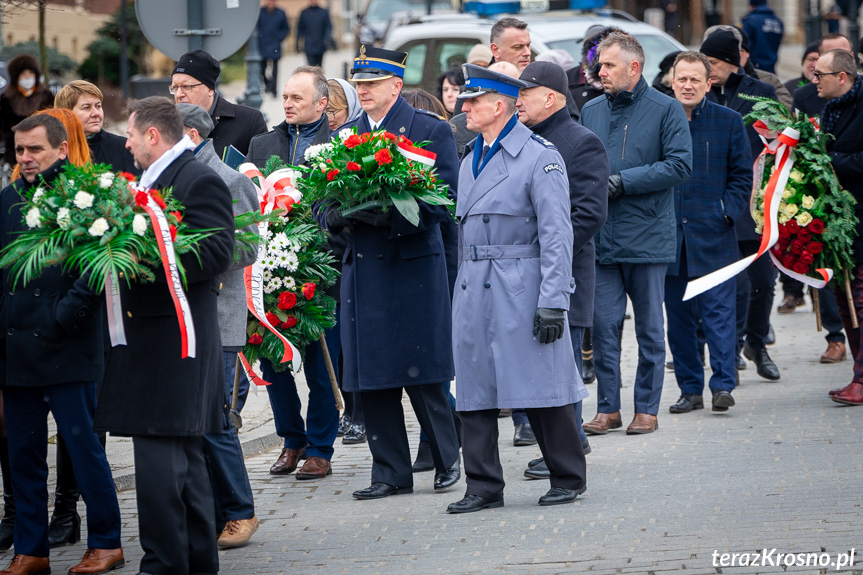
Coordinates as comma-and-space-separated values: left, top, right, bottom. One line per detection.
749, 0, 767, 6
802, 42, 819, 63
172, 50, 220, 90
700, 30, 741, 68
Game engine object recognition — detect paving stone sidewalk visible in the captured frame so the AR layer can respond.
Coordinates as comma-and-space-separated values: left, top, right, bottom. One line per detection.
34, 298, 863, 575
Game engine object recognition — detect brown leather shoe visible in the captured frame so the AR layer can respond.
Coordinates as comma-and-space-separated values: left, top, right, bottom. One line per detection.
777, 294, 805, 313
217, 517, 259, 548
821, 341, 847, 364
296, 456, 333, 480
626, 413, 658, 435
829, 383, 854, 397
0, 555, 50, 575
269, 447, 306, 475
832, 382, 863, 405
67, 548, 125, 574
582, 412, 622, 435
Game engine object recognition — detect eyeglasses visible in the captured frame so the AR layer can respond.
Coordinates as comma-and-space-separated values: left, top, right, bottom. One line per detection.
326, 109, 344, 120
812, 71, 842, 81
168, 83, 204, 95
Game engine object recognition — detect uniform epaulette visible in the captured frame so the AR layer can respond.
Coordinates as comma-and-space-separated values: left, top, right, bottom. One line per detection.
530, 133, 557, 149
416, 108, 446, 121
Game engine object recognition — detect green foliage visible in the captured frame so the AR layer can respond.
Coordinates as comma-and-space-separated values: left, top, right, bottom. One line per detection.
240, 156, 340, 374
0, 41, 77, 77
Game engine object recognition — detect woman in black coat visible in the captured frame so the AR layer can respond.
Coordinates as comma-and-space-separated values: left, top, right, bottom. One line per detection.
0, 54, 54, 164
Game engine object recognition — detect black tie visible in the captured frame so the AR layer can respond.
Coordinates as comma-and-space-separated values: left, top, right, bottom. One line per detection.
480, 144, 490, 164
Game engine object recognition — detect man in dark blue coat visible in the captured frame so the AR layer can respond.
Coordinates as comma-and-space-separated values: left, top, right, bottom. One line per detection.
296, 0, 333, 68
317, 46, 461, 500
515, 61, 607, 477
258, 0, 290, 97
0, 115, 124, 575
701, 30, 781, 382
741, 0, 784, 74
665, 51, 752, 414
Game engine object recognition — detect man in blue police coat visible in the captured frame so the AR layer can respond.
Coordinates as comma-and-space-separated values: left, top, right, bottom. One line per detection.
449, 64, 586, 513
317, 46, 461, 500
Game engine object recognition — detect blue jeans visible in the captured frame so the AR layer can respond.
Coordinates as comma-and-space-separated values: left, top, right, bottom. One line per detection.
261, 319, 342, 460
593, 262, 667, 415
665, 253, 737, 396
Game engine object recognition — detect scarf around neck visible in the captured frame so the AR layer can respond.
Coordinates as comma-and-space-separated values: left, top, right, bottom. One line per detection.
820, 74, 862, 134
139, 135, 195, 189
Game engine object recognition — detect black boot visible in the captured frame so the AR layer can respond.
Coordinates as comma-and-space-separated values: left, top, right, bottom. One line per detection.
0, 437, 14, 552
47, 434, 81, 548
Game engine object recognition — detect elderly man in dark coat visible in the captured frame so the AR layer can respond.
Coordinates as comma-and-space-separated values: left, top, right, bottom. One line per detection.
318, 46, 461, 500
0, 115, 125, 575
94, 97, 235, 575
515, 61, 608, 478
171, 49, 268, 158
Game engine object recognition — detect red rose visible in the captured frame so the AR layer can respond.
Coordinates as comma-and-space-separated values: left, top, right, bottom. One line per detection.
777, 225, 790, 239
248, 333, 263, 345
277, 291, 297, 310
302, 282, 316, 300
398, 135, 413, 145
771, 245, 784, 257
344, 135, 363, 148
374, 149, 392, 165
118, 172, 137, 182
135, 191, 149, 207
789, 239, 804, 255
807, 241, 823, 254
800, 251, 814, 265
786, 219, 800, 233
151, 189, 167, 210
809, 218, 825, 234
797, 229, 811, 243
265, 312, 280, 326
171, 211, 183, 224
347, 162, 361, 172
327, 169, 340, 181
169, 225, 177, 241
778, 238, 790, 251
383, 132, 397, 141
281, 316, 298, 329
782, 254, 796, 269
793, 262, 809, 274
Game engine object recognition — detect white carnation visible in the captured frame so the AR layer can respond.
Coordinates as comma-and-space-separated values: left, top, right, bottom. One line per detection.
25, 207, 41, 228
88, 217, 109, 237
74, 191, 95, 209
32, 187, 45, 204
339, 129, 353, 141
98, 171, 115, 189
132, 213, 148, 236
56, 207, 71, 230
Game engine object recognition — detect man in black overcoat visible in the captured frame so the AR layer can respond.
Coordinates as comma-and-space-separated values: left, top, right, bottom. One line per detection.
94, 97, 235, 575
317, 46, 461, 500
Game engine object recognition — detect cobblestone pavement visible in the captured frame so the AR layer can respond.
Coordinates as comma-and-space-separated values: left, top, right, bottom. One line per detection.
32, 298, 863, 575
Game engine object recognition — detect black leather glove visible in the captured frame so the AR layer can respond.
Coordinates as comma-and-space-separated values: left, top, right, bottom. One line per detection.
348, 208, 393, 228
326, 208, 349, 231
533, 308, 566, 344
608, 174, 625, 201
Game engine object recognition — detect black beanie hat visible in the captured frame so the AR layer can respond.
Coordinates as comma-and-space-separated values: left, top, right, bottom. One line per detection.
172, 50, 220, 90
700, 30, 741, 68
802, 42, 819, 63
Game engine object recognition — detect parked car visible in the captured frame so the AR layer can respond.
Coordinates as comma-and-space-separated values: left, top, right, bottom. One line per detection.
384, 11, 686, 93
354, 0, 459, 48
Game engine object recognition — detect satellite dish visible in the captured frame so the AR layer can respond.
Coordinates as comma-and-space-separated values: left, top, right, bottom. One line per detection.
136, 0, 260, 61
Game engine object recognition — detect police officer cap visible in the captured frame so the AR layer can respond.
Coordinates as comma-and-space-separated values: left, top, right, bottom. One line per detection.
458, 63, 529, 100
520, 61, 568, 95
351, 45, 408, 82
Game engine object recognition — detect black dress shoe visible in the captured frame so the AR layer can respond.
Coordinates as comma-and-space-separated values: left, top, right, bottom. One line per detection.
527, 457, 543, 468
743, 344, 780, 380
337, 415, 351, 437
412, 440, 434, 473
735, 354, 747, 370
342, 424, 367, 444
47, 510, 81, 547
582, 357, 596, 384
352, 483, 413, 500
513, 423, 537, 446
524, 458, 549, 480
582, 438, 591, 455
765, 324, 776, 345
712, 390, 736, 412
669, 394, 704, 414
433, 460, 461, 490
446, 494, 503, 514
538, 485, 586, 506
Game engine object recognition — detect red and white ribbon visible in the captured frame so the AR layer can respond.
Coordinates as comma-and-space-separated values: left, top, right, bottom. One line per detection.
238, 352, 272, 386
396, 139, 436, 166
141, 193, 197, 358
239, 164, 303, 376
104, 270, 126, 347
684, 124, 806, 300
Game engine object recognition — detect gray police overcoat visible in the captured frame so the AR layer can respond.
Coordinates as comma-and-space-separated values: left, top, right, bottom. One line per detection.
453, 120, 586, 412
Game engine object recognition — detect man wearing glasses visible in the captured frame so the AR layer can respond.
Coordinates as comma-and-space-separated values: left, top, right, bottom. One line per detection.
171, 49, 267, 158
